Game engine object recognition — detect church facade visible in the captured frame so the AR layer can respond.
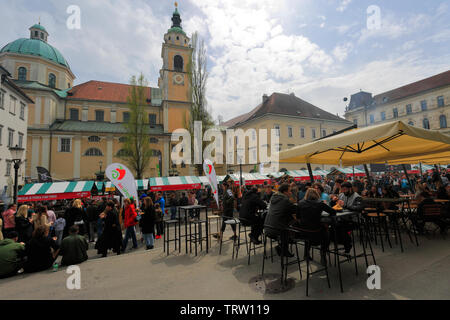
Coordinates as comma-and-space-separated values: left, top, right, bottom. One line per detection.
0, 6, 192, 182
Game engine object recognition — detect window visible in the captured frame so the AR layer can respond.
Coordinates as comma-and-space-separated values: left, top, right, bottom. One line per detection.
84, 148, 103, 156
70, 108, 79, 120
252, 130, 256, 141
311, 128, 316, 139
176, 36, 179, 40
421, 100, 427, 111
5, 161, 11, 177
20, 103, 25, 120
149, 137, 159, 144
408, 120, 414, 126
437, 96, 444, 107
48, 73, 56, 88
0, 90, 5, 109
8, 129, 14, 147
300, 127, 305, 138
174, 55, 183, 72
18, 132, 24, 148
381, 111, 386, 121
0, 125, 2, 145
322, 129, 326, 137
123, 112, 130, 123
393, 108, 398, 118
59, 137, 71, 152
68, 83, 71, 88
406, 104, 412, 115
369, 114, 374, 124
40, 32, 44, 39
274, 125, 280, 137
18, 67, 27, 81
440, 115, 447, 128
149, 114, 156, 125
88, 136, 100, 142
119, 137, 127, 143
34, 31, 38, 37
10, 96, 16, 114
117, 149, 131, 157
276, 144, 281, 152
95, 110, 104, 122
423, 118, 430, 129
288, 126, 293, 138
353, 119, 358, 126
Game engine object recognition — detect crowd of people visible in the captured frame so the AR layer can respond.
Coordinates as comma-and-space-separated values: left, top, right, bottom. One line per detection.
0, 167, 448, 279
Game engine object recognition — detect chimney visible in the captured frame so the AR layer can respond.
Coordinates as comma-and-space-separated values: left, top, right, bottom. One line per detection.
262, 94, 269, 103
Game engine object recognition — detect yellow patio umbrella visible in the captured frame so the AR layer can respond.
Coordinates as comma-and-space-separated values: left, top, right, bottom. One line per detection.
278, 120, 450, 166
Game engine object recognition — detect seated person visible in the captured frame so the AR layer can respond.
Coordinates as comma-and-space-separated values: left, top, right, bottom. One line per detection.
264, 183, 297, 257
0, 231, 25, 278
24, 226, 59, 273
294, 188, 335, 265
239, 186, 267, 244
413, 192, 448, 234
59, 225, 88, 266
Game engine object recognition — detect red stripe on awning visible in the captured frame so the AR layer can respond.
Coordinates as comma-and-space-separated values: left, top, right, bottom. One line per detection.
18, 191, 91, 202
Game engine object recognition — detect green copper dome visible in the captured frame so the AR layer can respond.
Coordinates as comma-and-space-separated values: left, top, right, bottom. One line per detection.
0, 38, 70, 69
31, 24, 47, 33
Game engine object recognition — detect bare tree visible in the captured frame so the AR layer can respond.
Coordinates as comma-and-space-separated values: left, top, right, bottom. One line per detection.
184, 32, 214, 175
120, 73, 152, 179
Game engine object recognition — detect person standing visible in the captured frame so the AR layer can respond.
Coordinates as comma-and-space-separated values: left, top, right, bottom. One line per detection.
45, 204, 56, 237
14, 204, 33, 244
219, 181, 237, 242
65, 199, 87, 236
140, 197, 156, 250
59, 225, 88, 266
2, 204, 17, 235
32, 205, 51, 230
54, 212, 66, 246
96, 201, 122, 257
168, 192, 178, 220
86, 201, 99, 242
121, 198, 138, 252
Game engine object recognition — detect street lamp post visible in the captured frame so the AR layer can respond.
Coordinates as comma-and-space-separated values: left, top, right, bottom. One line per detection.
9, 145, 25, 205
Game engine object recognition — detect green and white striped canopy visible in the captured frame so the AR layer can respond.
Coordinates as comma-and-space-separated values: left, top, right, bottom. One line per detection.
149, 176, 202, 192
18, 181, 95, 202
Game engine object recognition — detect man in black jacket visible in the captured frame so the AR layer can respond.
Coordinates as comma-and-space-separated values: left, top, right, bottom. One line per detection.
86, 201, 99, 242
240, 187, 267, 244
220, 181, 237, 241
264, 183, 297, 257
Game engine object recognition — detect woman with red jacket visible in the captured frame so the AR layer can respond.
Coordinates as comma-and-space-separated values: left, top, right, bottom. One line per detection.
121, 198, 138, 252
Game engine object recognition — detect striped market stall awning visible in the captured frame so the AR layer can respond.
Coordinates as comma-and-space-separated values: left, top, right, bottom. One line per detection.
149, 176, 202, 192
328, 167, 365, 177
286, 170, 322, 181
313, 169, 330, 176
18, 181, 96, 202
266, 172, 286, 179
136, 179, 149, 191
105, 181, 115, 192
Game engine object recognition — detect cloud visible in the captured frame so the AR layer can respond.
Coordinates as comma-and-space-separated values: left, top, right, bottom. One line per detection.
189, 0, 335, 121
332, 43, 353, 62
337, 0, 352, 12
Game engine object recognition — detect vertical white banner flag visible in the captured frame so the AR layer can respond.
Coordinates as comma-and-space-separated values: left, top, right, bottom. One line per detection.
203, 159, 219, 207
105, 163, 138, 208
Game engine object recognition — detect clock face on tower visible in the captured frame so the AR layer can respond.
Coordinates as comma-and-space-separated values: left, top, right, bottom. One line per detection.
173, 73, 184, 85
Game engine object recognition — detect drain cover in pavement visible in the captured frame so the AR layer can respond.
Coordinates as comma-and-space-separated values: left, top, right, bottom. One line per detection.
249, 274, 295, 294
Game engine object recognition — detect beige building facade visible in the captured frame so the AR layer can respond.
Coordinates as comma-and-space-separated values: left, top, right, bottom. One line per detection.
0, 6, 193, 182
221, 92, 353, 174
345, 70, 450, 136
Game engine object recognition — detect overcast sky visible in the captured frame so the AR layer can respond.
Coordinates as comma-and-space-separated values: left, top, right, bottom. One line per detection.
1, 0, 449, 122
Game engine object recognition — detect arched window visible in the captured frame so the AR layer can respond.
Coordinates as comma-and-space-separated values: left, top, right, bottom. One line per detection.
174, 55, 183, 72
84, 148, 103, 156
408, 120, 414, 126
48, 73, 56, 88
88, 136, 100, 142
423, 118, 430, 129
117, 149, 131, 157
18, 67, 27, 81
440, 115, 447, 128
119, 137, 128, 143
